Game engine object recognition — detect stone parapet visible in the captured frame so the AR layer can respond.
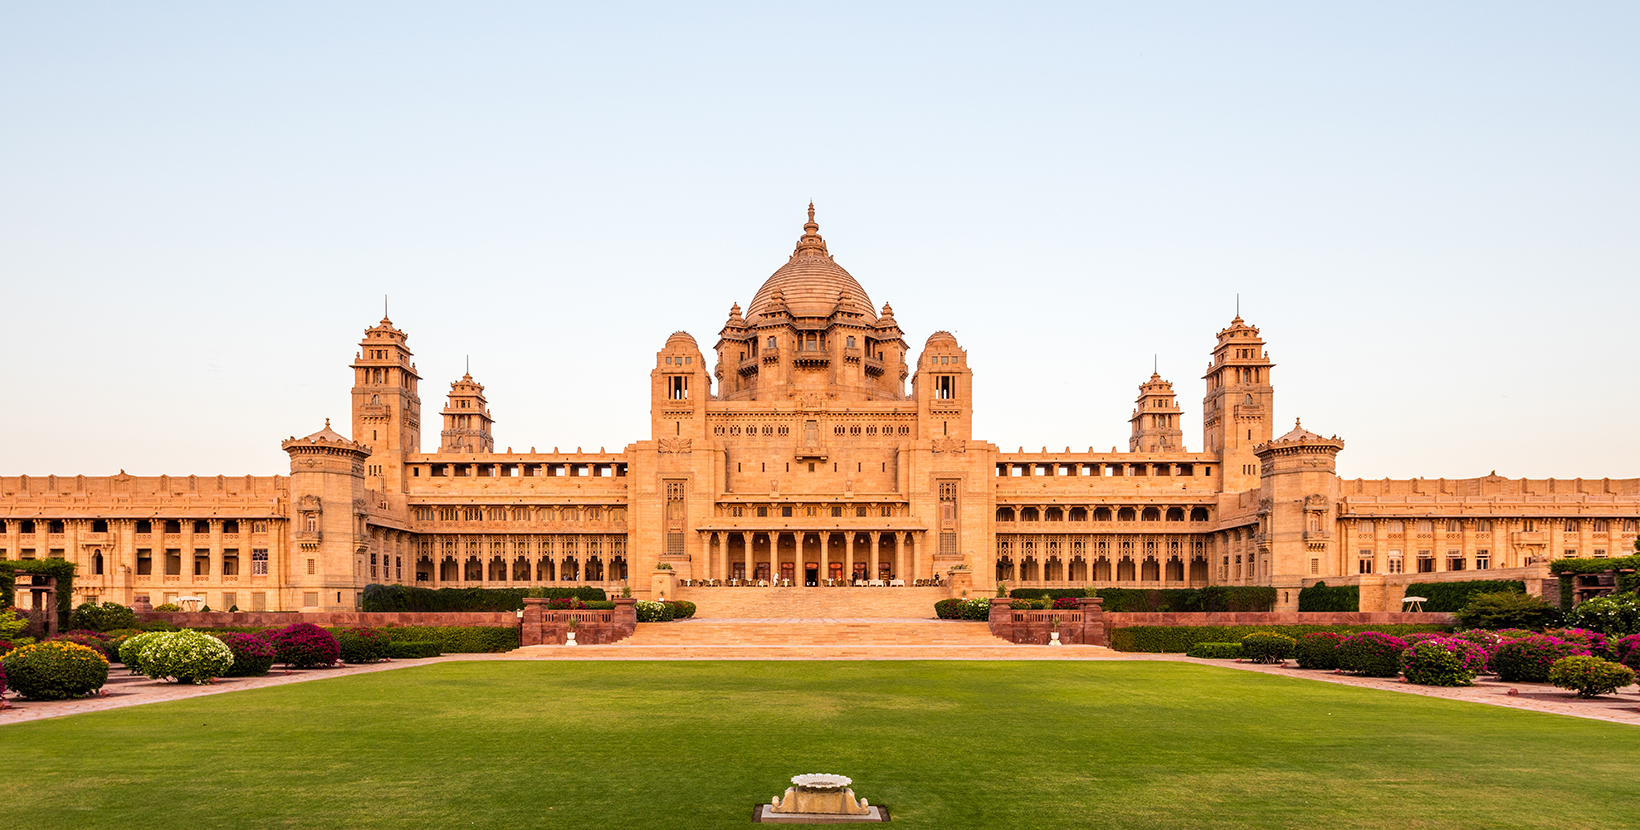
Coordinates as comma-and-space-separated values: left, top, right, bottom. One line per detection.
137, 610, 520, 628
520, 597, 636, 646
1104, 610, 1455, 642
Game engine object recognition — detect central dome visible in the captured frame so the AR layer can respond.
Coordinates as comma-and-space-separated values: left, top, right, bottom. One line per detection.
746, 204, 875, 323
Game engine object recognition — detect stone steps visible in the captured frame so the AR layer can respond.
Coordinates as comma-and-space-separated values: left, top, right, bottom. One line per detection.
624, 620, 1006, 646
672, 586, 952, 619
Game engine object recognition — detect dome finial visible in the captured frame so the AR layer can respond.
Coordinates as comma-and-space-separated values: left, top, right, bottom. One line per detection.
808, 200, 815, 223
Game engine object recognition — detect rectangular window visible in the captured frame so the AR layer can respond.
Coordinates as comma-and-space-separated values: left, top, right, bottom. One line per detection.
831, 506, 842, 518
781, 506, 793, 518
307, 559, 316, 575
1565, 548, 1577, 559
1309, 558, 1319, 575
666, 532, 684, 555
1416, 550, 1434, 573
939, 532, 957, 555
1475, 550, 1490, 570
756, 506, 768, 518
1358, 555, 1373, 575
252, 550, 269, 575
252, 592, 267, 611
1387, 553, 1403, 574
136, 549, 152, 575
222, 592, 237, 610
303, 592, 320, 607
1447, 552, 1465, 571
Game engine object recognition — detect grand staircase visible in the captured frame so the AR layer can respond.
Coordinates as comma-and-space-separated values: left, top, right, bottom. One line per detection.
506, 586, 1117, 660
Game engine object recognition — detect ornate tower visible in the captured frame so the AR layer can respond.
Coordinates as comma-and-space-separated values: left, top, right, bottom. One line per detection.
1202, 316, 1275, 492
651, 331, 710, 442
913, 332, 973, 442
282, 421, 372, 611
349, 317, 421, 493
439, 373, 494, 454
1129, 372, 1184, 452
1255, 420, 1345, 611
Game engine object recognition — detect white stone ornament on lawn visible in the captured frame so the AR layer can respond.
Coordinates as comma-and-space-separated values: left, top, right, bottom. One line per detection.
761, 773, 885, 822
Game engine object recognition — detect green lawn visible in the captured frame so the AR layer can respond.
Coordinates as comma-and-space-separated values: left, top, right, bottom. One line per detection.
2, 661, 1635, 829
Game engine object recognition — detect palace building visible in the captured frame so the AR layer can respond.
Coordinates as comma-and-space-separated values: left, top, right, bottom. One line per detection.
3, 206, 1637, 613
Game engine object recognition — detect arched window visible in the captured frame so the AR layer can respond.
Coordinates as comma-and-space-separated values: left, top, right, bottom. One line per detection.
1190, 507, 1210, 522
995, 507, 1014, 522
1141, 507, 1161, 522
1020, 507, 1040, 522
1093, 507, 1112, 522
1165, 507, 1185, 522
1117, 507, 1136, 522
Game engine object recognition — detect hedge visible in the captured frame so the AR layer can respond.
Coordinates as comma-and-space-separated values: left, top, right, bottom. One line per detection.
386, 640, 442, 659
1185, 642, 1243, 659
1095, 586, 1276, 612
1551, 552, 1640, 595
376, 625, 517, 653
1111, 623, 1451, 653
360, 584, 606, 612
0, 558, 77, 628
1403, 580, 1527, 613
1008, 588, 1088, 600
1298, 582, 1358, 612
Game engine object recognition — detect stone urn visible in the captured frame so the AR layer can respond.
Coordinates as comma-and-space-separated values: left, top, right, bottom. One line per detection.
1049, 631, 1061, 646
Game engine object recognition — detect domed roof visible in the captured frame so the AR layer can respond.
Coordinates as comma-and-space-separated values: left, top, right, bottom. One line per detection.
1274, 418, 1322, 443
925, 331, 958, 347
747, 204, 874, 323
666, 331, 699, 349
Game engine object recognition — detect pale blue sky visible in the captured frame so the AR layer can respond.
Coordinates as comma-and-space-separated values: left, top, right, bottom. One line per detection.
3, 2, 1636, 480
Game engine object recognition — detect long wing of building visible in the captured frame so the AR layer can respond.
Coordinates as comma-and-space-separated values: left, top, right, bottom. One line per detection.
4, 205, 1637, 612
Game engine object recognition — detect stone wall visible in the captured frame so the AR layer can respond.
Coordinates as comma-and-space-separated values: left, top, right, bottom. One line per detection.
520, 597, 636, 646
988, 596, 1107, 646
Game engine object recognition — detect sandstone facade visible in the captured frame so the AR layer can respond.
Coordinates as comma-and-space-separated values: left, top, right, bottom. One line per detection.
3, 206, 1638, 612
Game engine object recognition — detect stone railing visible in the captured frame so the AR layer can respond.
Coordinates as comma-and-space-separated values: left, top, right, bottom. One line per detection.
520, 597, 637, 646
987, 596, 1106, 646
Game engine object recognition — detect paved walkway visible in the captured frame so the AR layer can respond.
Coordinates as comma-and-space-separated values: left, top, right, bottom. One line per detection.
4, 653, 1637, 728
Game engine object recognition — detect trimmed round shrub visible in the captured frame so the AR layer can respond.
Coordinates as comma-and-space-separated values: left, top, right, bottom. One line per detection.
1185, 642, 1242, 659
634, 600, 674, 622
139, 631, 234, 684
268, 623, 340, 669
1240, 632, 1296, 664
1338, 632, 1409, 677
213, 632, 276, 677
1294, 632, 1347, 670
1611, 633, 1640, 671
1, 641, 109, 700
1493, 635, 1589, 683
1548, 655, 1637, 698
934, 599, 965, 619
335, 628, 392, 664
665, 600, 697, 619
1401, 637, 1488, 686
1563, 593, 1640, 637
1547, 628, 1609, 659
68, 601, 136, 633
118, 631, 169, 674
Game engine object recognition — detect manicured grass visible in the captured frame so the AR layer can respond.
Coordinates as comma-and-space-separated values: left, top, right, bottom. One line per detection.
2, 661, 1636, 829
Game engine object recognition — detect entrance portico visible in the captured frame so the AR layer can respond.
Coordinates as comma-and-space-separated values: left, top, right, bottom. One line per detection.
699, 529, 923, 585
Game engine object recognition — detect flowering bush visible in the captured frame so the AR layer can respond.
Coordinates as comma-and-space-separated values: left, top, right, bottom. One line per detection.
152, 603, 181, 612
1338, 632, 1409, 677
1240, 632, 1297, 664
118, 631, 169, 674
634, 600, 673, 622
140, 630, 234, 684
1401, 632, 1447, 646
268, 623, 340, 668
1453, 629, 1505, 671
47, 631, 117, 661
335, 628, 392, 664
546, 597, 584, 610
1493, 629, 1537, 640
1548, 655, 1637, 698
1611, 633, 1640, 671
1052, 597, 1081, 610
213, 632, 276, 676
1, 641, 109, 700
1492, 635, 1590, 683
1563, 593, 1640, 637
68, 601, 136, 632
934, 599, 991, 620
1294, 632, 1346, 669
1547, 628, 1609, 659
1401, 637, 1489, 686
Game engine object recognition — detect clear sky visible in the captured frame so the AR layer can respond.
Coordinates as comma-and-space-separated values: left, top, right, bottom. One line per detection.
3, 2, 1636, 481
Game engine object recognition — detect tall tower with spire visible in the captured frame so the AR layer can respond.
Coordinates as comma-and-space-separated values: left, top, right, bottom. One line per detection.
350, 316, 422, 492
440, 372, 494, 454
1202, 316, 1275, 492
1129, 372, 1184, 452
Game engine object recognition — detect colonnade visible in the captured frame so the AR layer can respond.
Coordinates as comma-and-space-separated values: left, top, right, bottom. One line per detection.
698, 530, 922, 584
